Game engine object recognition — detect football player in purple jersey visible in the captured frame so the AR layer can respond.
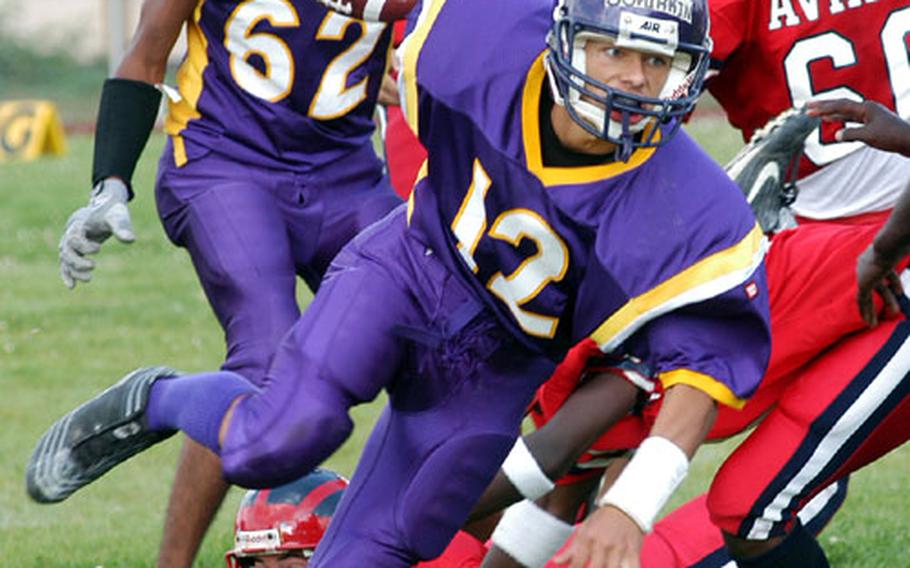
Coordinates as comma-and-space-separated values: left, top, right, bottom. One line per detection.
29, 1, 771, 567
52, 0, 402, 566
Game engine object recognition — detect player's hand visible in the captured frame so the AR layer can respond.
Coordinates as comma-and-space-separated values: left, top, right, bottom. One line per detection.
856, 244, 903, 327
806, 99, 910, 157
553, 506, 643, 568
59, 178, 135, 289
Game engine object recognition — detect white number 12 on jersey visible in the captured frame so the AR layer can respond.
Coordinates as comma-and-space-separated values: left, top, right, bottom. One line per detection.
451, 160, 570, 338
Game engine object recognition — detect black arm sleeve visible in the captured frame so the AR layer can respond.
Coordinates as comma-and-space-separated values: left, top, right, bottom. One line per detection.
91, 78, 162, 198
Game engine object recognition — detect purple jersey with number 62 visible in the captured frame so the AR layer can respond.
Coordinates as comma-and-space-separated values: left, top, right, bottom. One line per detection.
399, 0, 772, 405
164, 0, 392, 170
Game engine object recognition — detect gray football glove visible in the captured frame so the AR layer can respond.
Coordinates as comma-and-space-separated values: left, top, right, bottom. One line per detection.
59, 178, 135, 289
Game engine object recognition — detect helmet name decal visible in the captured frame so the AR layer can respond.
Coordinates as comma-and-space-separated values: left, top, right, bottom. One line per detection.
617, 11, 679, 57
235, 528, 282, 553
604, 0, 693, 24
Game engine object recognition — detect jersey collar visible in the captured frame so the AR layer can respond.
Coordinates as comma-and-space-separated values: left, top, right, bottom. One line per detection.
522, 52, 659, 187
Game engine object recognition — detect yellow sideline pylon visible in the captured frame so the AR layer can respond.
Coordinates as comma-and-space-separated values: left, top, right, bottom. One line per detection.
0, 100, 67, 162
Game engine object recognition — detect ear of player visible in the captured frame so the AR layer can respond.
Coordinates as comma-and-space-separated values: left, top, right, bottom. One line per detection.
314, 0, 417, 22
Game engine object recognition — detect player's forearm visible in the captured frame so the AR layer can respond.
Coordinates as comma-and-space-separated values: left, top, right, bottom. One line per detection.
872, 185, 910, 266
467, 373, 637, 522
468, 472, 522, 522
594, 384, 715, 533
529, 372, 639, 478
649, 383, 717, 459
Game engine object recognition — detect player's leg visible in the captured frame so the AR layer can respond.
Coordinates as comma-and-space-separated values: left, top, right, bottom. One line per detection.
761, 220, 902, 386
156, 148, 306, 384
639, 220, 907, 567
211, 208, 427, 488
154, 143, 401, 566
641, 479, 848, 568
156, 439, 225, 568
25, 209, 413, 521
29, 166, 407, 560
293, 143, 403, 290
310, 337, 557, 566
153, 146, 305, 567
259, 221, 552, 566
707, 316, 910, 567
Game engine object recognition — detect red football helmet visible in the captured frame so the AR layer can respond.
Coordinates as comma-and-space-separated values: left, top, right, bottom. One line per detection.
225, 469, 348, 568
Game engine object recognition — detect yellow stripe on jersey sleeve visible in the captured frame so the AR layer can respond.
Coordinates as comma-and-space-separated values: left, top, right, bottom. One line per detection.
660, 369, 746, 409
399, 0, 448, 136
591, 223, 767, 352
164, 1, 210, 167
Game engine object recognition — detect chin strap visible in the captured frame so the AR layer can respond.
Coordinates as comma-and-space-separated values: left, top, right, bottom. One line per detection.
616, 112, 634, 162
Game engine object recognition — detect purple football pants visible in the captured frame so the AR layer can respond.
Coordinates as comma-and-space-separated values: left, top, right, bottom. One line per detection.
155, 139, 401, 386
218, 209, 557, 565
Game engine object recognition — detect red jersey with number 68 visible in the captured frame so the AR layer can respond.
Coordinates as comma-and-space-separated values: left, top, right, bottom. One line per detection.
708, 0, 910, 220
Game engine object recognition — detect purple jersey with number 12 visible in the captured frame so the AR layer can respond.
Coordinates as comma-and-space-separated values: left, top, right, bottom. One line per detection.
400, 0, 772, 406
164, 0, 392, 170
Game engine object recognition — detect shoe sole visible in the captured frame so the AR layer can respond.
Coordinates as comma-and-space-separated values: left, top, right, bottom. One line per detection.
725, 107, 821, 232
26, 366, 177, 503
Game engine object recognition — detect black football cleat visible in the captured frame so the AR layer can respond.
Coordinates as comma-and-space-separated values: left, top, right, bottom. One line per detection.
26, 366, 179, 503
725, 107, 821, 233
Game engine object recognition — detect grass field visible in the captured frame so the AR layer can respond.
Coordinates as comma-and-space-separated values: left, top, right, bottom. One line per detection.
1, 124, 909, 566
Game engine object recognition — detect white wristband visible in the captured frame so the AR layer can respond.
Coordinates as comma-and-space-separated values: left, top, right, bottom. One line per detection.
491, 500, 574, 568
597, 436, 689, 533
501, 437, 555, 500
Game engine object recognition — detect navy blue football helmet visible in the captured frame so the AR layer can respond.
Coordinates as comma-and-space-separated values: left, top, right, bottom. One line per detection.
546, 0, 712, 159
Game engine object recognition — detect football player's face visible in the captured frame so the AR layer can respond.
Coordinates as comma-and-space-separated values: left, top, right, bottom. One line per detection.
240, 551, 310, 567
583, 37, 672, 119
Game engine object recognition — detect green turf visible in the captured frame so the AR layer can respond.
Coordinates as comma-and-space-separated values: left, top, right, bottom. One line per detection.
0, 15, 107, 126
0, 126, 908, 566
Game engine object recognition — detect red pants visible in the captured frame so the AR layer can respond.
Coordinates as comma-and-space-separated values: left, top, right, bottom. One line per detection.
643, 478, 848, 568
707, 315, 910, 538
534, 219, 910, 565
416, 530, 488, 568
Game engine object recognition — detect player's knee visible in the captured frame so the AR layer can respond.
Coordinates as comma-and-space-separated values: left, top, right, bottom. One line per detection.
222, 354, 269, 388
222, 394, 353, 488
706, 472, 746, 534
